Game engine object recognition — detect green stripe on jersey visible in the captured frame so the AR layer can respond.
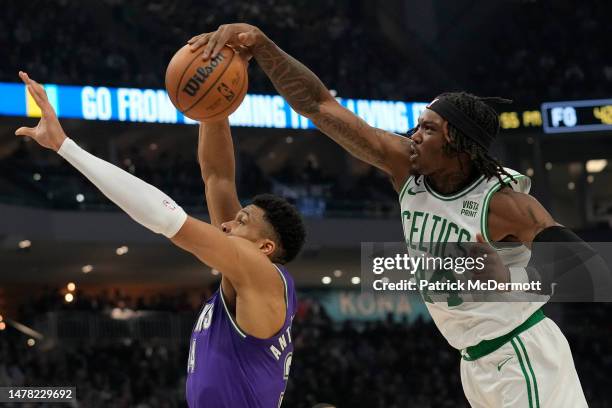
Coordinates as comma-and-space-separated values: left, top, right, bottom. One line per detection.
480, 175, 528, 250
398, 175, 414, 202
423, 175, 485, 201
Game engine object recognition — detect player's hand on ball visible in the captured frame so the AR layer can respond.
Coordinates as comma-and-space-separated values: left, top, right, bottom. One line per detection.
188, 23, 260, 60
15, 71, 67, 152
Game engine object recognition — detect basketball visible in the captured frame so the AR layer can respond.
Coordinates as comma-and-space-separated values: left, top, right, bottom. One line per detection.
165, 44, 248, 122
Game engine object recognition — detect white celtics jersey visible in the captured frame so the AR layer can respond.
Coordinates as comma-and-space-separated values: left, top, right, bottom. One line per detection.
398, 168, 543, 350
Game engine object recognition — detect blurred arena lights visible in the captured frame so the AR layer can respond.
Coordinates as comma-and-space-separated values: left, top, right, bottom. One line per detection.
32, 173, 41, 181
27, 338, 35, 347
64, 293, 74, 303
75, 193, 85, 202
545, 162, 553, 170
587, 175, 595, 183
211, 269, 220, 276
321, 276, 332, 285
285, 136, 293, 144
586, 159, 607, 173
0, 314, 3, 322
351, 276, 361, 285
116, 246, 129, 255
67, 282, 76, 292
526, 168, 534, 177
81, 265, 93, 274
333, 269, 343, 278
568, 182, 576, 191
0, 322, 5, 331
18, 239, 31, 249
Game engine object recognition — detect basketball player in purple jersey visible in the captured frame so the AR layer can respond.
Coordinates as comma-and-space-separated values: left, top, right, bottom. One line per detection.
188, 117, 305, 407
15, 71, 305, 408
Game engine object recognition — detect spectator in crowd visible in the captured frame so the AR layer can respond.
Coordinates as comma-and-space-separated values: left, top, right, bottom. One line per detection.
3, 287, 610, 407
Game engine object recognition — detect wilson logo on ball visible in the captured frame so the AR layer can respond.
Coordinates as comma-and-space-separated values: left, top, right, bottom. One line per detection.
166, 44, 248, 121
182, 53, 225, 97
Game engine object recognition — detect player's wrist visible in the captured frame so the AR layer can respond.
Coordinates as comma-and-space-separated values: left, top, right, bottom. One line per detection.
53, 134, 68, 152
250, 28, 271, 52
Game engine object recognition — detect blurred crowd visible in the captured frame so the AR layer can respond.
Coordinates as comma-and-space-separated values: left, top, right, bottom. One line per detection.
16, 286, 203, 324
1, 287, 611, 407
2, 0, 610, 103
0, 137, 398, 217
0, 336, 182, 408
1, 0, 417, 101
472, 0, 612, 104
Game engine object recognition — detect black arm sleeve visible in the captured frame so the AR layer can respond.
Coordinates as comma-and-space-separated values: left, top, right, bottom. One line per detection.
527, 226, 612, 301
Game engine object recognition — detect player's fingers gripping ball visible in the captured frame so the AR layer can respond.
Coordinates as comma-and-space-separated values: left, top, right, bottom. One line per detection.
165, 45, 248, 122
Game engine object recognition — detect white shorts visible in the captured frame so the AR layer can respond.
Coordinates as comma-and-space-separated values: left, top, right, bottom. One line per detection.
460, 317, 587, 408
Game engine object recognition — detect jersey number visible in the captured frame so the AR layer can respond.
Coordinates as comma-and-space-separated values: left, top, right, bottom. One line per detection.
187, 338, 196, 373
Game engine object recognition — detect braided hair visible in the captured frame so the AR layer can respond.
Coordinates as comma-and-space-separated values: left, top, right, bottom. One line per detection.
433, 92, 515, 186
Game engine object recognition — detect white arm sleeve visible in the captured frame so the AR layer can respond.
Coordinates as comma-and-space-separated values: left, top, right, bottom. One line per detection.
58, 138, 187, 238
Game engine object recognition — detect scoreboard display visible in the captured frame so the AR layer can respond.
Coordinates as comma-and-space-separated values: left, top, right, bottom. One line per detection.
0, 82, 423, 134
541, 99, 612, 134
2, 81, 612, 135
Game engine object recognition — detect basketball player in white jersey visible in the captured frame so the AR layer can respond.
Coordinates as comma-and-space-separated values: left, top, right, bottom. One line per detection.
188, 24, 594, 407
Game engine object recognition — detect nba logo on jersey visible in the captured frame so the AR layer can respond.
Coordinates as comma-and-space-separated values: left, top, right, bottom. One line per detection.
194, 303, 214, 332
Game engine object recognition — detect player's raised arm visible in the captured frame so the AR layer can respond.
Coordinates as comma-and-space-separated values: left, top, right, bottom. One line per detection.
189, 24, 413, 191
15, 71, 268, 287
198, 119, 242, 227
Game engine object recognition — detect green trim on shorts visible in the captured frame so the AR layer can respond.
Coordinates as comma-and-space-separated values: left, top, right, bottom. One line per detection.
511, 338, 534, 408
517, 336, 540, 408
461, 309, 545, 361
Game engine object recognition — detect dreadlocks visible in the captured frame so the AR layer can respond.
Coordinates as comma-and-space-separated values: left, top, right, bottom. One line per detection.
436, 92, 515, 186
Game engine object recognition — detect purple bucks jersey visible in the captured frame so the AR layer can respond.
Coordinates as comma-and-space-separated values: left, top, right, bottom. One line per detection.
186, 264, 296, 408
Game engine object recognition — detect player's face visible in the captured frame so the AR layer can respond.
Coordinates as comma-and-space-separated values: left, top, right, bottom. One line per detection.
409, 109, 453, 175
221, 205, 277, 257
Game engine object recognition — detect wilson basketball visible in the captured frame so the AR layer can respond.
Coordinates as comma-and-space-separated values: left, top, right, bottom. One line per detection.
165, 45, 248, 122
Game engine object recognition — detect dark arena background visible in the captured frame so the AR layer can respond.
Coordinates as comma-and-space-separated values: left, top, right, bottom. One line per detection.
1, 1, 611, 407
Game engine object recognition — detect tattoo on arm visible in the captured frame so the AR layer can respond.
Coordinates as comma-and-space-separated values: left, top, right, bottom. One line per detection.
313, 112, 386, 168
253, 37, 328, 115
252, 34, 412, 177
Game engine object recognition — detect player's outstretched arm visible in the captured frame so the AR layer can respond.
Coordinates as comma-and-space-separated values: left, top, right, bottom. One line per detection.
198, 119, 242, 228
189, 24, 413, 190
15, 72, 271, 286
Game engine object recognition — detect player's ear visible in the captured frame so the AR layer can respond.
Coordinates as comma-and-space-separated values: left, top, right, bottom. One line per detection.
258, 238, 276, 257
442, 120, 452, 143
